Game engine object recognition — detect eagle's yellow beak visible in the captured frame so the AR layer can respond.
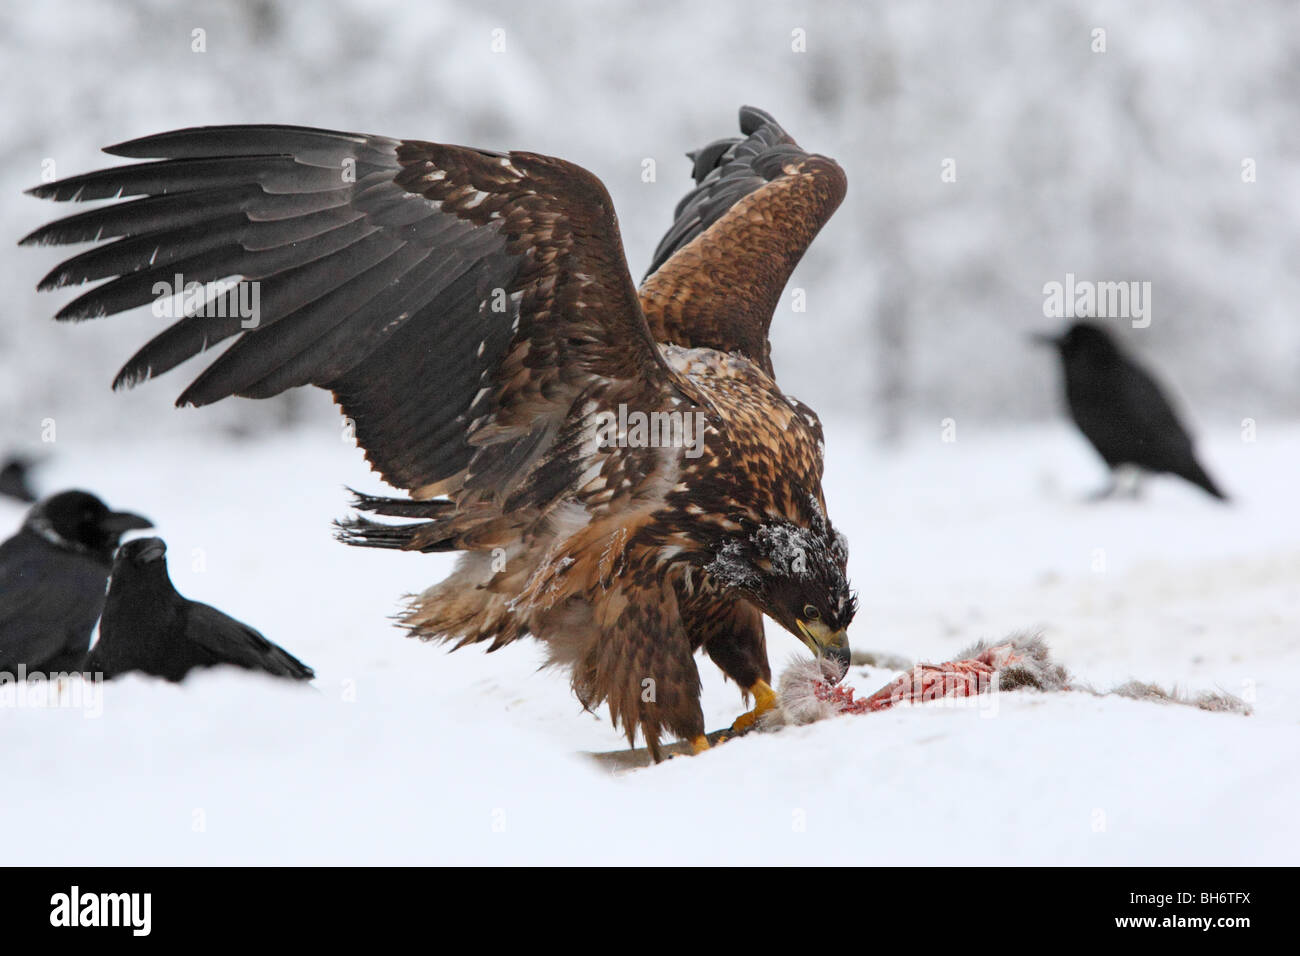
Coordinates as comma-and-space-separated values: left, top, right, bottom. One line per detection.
795, 619, 851, 676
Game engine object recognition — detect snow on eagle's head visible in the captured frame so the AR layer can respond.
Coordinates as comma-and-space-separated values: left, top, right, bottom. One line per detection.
706, 496, 856, 677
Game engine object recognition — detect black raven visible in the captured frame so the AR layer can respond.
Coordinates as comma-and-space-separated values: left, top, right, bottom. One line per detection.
0, 490, 152, 675
87, 537, 314, 682
1035, 321, 1228, 501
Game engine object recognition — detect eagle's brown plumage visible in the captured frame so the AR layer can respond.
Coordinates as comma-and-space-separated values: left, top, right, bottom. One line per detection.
640, 110, 847, 376
22, 106, 854, 758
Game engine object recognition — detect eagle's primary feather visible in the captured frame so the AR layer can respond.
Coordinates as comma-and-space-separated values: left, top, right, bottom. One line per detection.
22, 106, 854, 758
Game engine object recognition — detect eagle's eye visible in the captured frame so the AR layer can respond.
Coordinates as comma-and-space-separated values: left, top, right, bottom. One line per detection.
802, 604, 820, 621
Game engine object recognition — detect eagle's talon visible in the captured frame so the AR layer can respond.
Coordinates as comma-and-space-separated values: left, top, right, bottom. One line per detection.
729, 679, 777, 734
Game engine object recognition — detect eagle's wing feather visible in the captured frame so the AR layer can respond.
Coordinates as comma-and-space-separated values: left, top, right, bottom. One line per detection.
638, 106, 846, 375
23, 126, 674, 495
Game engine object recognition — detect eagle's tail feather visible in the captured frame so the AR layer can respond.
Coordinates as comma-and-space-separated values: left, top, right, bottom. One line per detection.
400, 552, 528, 651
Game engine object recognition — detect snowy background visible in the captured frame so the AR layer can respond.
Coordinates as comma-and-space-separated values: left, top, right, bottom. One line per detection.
1, 0, 1297, 864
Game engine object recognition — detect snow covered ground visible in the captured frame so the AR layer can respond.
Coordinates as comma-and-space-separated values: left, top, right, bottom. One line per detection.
1, 406, 1296, 865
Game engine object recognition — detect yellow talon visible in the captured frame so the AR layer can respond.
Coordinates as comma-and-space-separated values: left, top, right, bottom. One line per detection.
690, 735, 711, 754
730, 679, 778, 733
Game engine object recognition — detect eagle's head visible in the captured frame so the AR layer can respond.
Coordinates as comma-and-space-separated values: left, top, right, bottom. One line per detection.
706, 498, 856, 678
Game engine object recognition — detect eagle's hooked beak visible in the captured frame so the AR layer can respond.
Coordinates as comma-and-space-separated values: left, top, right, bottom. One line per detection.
795, 619, 851, 679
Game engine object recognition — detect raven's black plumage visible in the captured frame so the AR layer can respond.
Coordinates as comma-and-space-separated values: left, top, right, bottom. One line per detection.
0, 456, 39, 503
87, 537, 314, 682
1036, 321, 1228, 500
0, 491, 152, 674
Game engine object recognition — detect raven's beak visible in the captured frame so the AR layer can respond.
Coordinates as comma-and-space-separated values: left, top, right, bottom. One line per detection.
1028, 331, 1060, 348
135, 537, 167, 563
101, 510, 153, 533
795, 620, 851, 681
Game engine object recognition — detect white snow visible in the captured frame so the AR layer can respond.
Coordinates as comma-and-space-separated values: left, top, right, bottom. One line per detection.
2, 410, 1295, 864
3, 0, 1298, 865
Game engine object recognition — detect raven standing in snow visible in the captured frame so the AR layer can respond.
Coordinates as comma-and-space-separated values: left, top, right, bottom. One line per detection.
1034, 321, 1228, 501
87, 537, 314, 682
0, 490, 152, 674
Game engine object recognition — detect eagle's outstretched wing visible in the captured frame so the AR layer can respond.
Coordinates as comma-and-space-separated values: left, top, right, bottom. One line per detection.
21, 113, 855, 755
638, 106, 846, 376
21, 126, 676, 497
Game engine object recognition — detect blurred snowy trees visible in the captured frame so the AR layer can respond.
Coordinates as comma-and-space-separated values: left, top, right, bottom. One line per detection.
2, 0, 1296, 449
